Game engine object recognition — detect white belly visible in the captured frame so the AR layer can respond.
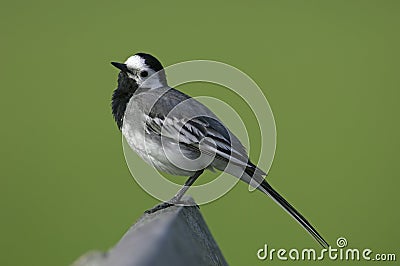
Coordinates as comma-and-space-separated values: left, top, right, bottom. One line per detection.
122, 117, 197, 176
121, 95, 211, 176
122, 120, 159, 165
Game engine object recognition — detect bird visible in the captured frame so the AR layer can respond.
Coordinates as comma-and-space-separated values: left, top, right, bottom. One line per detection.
110, 52, 329, 248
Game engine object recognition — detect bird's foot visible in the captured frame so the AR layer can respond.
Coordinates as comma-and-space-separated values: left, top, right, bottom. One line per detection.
144, 202, 174, 214
144, 200, 199, 214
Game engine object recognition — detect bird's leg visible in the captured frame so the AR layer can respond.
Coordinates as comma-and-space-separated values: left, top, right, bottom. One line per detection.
145, 170, 204, 214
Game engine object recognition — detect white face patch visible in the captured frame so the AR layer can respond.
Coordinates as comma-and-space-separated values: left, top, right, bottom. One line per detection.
123, 54, 167, 89
124, 55, 147, 70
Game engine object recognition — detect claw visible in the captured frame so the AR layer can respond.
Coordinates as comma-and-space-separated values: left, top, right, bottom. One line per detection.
144, 200, 200, 214
144, 202, 174, 214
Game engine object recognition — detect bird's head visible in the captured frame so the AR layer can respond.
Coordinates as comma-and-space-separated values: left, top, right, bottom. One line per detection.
111, 53, 167, 89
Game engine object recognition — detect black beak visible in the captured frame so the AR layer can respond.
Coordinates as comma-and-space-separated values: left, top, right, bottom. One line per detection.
111, 62, 129, 73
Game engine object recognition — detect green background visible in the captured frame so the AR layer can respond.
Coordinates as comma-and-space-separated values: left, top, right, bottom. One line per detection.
1, 0, 399, 265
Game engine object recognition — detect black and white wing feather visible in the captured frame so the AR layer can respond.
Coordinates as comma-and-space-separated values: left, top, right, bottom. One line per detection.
145, 113, 261, 172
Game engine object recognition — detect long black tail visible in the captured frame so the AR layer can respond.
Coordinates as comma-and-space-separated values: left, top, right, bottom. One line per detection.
259, 179, 329, 248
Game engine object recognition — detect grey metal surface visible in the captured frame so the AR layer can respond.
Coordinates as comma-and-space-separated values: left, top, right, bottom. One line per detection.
72, 197, 228, 266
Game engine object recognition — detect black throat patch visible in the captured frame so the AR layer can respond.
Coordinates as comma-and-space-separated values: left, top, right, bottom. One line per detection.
111, 72, 138, 130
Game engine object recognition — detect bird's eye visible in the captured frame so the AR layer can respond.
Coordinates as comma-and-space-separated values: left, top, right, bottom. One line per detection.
140, 71, 148, 77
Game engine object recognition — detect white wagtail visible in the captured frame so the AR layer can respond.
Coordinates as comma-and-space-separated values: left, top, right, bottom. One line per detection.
111, 53, 329, 248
